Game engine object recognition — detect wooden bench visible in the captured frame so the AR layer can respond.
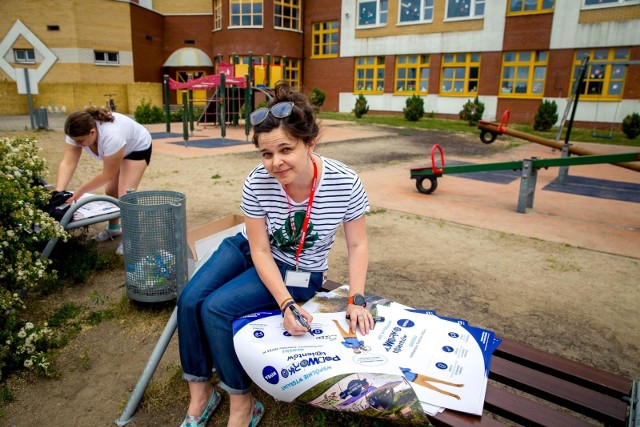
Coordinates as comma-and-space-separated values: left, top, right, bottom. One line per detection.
321, 280, 638, 427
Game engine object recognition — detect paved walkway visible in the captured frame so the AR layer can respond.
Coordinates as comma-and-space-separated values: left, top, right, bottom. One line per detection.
2, 114, 639, 259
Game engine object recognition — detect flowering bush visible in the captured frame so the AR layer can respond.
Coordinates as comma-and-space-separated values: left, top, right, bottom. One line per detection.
0, 136, 68, 379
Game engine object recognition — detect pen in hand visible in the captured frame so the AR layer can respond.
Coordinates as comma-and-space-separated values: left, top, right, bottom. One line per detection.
289, 305, 314, 336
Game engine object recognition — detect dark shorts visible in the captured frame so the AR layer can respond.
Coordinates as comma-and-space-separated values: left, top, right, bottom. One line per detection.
123, 144, 152, 165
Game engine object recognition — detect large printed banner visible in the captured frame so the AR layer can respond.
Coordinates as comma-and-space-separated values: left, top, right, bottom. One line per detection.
233, 291, 501, 419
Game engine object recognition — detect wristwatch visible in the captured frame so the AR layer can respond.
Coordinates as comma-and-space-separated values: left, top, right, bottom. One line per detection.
347, 293, 367, 307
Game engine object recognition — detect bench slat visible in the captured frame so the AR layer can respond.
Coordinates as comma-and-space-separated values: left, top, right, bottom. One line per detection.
429, 409, 507, 427
495, 338, 631, 398
483, 384, 594, 427
490, 357, 628, 425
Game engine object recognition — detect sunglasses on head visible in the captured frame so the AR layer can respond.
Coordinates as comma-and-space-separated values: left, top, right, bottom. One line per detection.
250, 101, 295, 126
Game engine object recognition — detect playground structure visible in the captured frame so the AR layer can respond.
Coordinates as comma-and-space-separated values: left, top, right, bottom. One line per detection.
163, 55, 284, 143
410, 55, 640, 213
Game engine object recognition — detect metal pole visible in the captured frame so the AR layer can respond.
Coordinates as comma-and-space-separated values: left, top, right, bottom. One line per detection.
115, 308, 178, 426
220, 72, 226, 140
244, 75, 251, 142
24, 68, 35, 130
188, 90, 194, 134
182, 92, 189, 145
163, 75, 171, 133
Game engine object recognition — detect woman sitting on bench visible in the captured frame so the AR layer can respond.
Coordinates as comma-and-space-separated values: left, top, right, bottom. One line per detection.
176, 81, 373, 427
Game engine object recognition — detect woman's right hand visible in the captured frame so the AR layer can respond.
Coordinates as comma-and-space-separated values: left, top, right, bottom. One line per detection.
283, 304, 313, 336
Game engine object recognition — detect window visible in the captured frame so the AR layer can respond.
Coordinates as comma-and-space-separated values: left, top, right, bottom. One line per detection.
508, 0, 554, 14
354, 56, 385, 94
395, 55, 430, 94
573, 48, 629, 99
399, 0, 434, 23
500, 51, 548, 96
357, 0, 388, 26
445, 0, 485, 19
583, 0, 639, 6
14, 49, 35, 64
214, 0, 222, 30
440, 53, 481, 95
230, 0, 263, 27
94, 51, 119, 65
274, 0, 301, 30
312, 21, 339, 58
282, 58, 301, 90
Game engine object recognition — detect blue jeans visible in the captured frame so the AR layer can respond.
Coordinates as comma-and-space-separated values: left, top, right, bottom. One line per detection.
177, 233, 324, 395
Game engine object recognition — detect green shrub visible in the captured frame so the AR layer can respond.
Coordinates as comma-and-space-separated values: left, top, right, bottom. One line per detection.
622, 112, 640, 140
309, 87, 326, 112
534, 100, 558, 131
403, 95, 425, 122
134, 99, 165, 124
459, 96, 485, 125
0, 136, 68, 379
353, 94, 369, 119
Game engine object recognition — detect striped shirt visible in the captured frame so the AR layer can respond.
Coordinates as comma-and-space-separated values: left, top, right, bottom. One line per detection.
241, 155, 369, 272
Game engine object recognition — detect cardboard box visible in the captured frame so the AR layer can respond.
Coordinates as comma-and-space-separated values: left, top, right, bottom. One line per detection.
187, 214, 245, 262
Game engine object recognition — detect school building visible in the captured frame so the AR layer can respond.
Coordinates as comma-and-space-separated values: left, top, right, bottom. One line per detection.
1, 0, 639, 127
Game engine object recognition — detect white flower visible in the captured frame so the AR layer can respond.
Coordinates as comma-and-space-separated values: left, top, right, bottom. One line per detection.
17, 330, 26, 338
25, 322, 34, 330
23, 359, 33, 368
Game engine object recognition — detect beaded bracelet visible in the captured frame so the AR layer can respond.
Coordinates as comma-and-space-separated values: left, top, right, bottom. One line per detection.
281, 300, 296, 317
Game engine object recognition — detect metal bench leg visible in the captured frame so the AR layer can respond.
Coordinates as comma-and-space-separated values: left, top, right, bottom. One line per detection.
517, 159, 538, 213
115, 307, 178, 426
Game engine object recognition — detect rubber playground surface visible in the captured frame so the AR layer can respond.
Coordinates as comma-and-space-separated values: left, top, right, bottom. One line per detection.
2, 114, 639, 259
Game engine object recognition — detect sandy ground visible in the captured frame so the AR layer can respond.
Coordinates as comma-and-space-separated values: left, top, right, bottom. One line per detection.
1, 123, 639, 426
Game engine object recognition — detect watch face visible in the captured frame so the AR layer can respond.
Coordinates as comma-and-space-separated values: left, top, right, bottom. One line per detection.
354, 294, 365, 306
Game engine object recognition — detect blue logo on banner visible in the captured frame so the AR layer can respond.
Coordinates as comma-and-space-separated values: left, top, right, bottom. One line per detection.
442, 345, 454, 353
262, 366, 279, 385
448, 332, 459, 338
254, 331, 264, 338
436, 362, 448, 370
397, 319, 415, 328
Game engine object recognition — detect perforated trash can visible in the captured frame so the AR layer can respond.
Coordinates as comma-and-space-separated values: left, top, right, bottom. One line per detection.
119, 190, 188, 302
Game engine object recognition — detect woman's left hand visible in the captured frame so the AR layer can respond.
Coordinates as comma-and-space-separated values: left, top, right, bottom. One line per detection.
346, 305, 374, 335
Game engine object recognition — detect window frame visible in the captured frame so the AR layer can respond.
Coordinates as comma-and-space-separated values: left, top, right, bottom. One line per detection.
582, 0, 640, 8
274, 0, 301, 31
14, 48, 36, 64
572, 48, 630, 100
213, 0, 222, 31
354, 56, 386, 94
439, 53, 481, 96
311, 21, 339, 58
394, 54, 430, 95
281, 57, 301, 91
357, 0, 388, 28
444, 0, 485, 21
507, 0, 555, 15
499, 51, 548, 98
230, 0, 263, 28
94, 50, 119, 65
398, 0, 434, 25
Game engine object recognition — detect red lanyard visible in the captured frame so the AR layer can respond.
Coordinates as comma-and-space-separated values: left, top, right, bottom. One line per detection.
285, 155, 318, 270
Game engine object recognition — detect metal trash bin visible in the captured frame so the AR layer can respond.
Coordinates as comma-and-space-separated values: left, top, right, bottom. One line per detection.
119, 190, 188, 302
35, 107, 48, 129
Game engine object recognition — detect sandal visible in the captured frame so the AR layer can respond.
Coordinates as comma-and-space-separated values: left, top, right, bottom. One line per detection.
248, 400, 264, 427
180, 390, 222, 427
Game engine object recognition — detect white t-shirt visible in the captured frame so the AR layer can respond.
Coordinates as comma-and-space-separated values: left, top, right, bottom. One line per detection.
65, 112, 152, 160
241, 155, 370, 272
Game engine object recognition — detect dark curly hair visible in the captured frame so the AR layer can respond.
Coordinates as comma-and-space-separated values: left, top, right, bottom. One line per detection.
64, 107, 114, 137
251, 81, 319, 148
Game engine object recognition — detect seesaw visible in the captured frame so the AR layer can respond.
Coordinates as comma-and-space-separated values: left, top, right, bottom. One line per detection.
477, 110, 640, 173
409, 144, 640, 213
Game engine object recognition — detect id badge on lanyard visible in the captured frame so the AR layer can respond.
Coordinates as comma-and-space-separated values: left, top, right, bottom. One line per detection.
284, 156, 317, 289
